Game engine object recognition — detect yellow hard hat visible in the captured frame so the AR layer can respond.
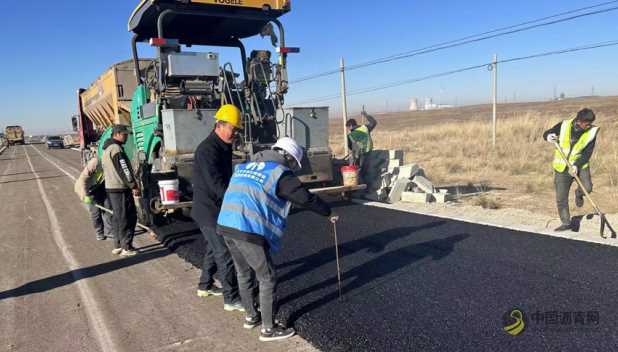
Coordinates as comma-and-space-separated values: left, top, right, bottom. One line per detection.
215, 104, 243, 129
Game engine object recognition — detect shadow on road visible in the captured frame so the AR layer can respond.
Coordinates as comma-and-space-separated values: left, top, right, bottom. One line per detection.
0, 246, 171, 301
0, 170, 55, 177
0, 175, 67, 184
277, 221, 446, 283
280, 232, 469, 325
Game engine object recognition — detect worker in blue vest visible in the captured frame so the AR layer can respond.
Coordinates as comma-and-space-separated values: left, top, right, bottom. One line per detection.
217, 137, 333, 342
543, 108, 599, 231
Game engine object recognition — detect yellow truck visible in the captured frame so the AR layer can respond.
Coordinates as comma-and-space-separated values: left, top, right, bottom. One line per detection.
4, 126, 25, 145
76, 59, 154, 163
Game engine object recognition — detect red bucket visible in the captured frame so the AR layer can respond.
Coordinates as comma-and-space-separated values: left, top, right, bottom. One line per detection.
341, 165, 359, 186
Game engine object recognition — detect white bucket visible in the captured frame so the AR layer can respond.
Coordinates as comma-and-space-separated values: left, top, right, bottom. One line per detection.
159, 179, 180, 205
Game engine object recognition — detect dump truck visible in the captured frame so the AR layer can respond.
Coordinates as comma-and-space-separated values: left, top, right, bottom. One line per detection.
76, 59, 155, 165
76, 0, 340, 226
4, 126, 25, 145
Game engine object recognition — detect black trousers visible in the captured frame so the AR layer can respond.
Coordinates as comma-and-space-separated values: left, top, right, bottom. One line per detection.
198, 225, 239, 304
107, 190, 137, 250
554, 168, 593, 225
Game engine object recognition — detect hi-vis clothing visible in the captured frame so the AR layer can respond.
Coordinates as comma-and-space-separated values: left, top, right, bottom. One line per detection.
217, 161, 292, 252
348, 125, 373, 155
74, 157, 105, 200
553, 119, 599, 172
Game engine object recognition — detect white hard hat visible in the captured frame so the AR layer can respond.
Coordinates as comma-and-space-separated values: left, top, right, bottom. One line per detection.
272, 137, 303, 168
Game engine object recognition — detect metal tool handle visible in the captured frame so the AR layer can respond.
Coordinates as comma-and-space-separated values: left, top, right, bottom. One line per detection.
553, 141, 616, 238
331, 216, 343, 299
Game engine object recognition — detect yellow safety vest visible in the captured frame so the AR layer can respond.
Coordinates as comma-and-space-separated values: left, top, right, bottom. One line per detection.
348, 125, 373, 154
552, 119, 599, 172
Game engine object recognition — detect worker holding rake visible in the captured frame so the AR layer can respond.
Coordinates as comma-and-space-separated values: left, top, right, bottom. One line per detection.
543, 108, 599, 232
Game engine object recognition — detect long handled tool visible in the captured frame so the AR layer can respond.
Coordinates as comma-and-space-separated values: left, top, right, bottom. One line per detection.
553, 141, 616, 239
330, 216, 343, 299
94, 203, 155, 235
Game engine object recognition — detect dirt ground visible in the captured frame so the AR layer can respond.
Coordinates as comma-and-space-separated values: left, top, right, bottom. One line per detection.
329, 96, 618, 222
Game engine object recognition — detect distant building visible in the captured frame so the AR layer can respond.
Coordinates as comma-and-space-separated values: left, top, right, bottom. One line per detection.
409, 97, 453, 111
409, 98, 419, 111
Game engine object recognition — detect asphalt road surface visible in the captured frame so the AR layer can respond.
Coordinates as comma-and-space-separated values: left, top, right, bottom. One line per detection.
2, 144, 618, 351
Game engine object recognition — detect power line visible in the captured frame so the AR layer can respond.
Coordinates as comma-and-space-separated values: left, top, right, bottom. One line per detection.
290, 1, 618, 84
290, 39, 618, 106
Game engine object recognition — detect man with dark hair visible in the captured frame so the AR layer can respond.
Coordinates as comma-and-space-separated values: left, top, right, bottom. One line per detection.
346, 110, 377, 167
217, 137, 333, 342
102, 124, 140, 256
192, 104, 243, 312
74, 153, 112, 241
543, 108, 599, 231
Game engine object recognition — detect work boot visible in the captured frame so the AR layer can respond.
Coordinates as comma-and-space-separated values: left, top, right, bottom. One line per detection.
197, 287, 223, 297
111, 248, 123, 255
223, 301, 245, 312
120, 249, 137, 257
243, 314, 262, 329
259, 324, 295, 342
554, 224, 572, 232
575, 193, 585, 208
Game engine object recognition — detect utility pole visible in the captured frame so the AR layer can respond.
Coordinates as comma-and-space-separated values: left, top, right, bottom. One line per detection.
340, 57, 349, 157
491, 54, 498, 149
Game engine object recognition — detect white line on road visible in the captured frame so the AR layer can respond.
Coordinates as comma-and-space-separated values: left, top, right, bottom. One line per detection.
24, 145, 119, 352
31, 145, 79, 180
71, 147, 80, 152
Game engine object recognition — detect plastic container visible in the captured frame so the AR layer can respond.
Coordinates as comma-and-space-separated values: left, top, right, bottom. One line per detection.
341, 165, 359, 187
159, 179, 180, 205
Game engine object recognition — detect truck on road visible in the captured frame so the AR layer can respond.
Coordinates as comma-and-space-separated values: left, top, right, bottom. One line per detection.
76, 0, 338, 226
5, 126, 25, 145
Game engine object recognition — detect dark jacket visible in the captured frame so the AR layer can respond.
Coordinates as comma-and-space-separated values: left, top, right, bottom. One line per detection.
218, 150, 331, 246
191, 130, 233, 228
543, 121, 597, 168
101, 138, 136, 192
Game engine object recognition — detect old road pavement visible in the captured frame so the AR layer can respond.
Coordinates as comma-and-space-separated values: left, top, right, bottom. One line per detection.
1, 144, 617, 351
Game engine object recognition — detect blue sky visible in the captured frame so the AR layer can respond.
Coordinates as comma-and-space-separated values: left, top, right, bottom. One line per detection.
1, 0, 617, 134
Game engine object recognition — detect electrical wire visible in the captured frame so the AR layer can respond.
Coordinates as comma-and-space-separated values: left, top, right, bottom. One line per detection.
290, 39, 618, 106
290, 1, 618, 84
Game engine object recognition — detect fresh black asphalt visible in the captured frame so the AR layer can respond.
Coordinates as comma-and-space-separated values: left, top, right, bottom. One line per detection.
155, 202, 618, 351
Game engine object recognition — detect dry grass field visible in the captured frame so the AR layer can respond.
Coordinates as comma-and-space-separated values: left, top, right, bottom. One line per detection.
329, 96, 618, 217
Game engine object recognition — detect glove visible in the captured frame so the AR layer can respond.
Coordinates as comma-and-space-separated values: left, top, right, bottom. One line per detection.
569, 165, 578, 177
83, 196, 93, 204
546, 133, 558, 143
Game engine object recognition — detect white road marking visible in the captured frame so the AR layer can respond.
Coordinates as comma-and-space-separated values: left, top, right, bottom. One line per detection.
31, 145, 79, 180
71, 147, 81, 152
24, 145, 120, 352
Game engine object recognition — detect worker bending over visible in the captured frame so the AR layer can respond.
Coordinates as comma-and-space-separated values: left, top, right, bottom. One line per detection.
217, 137, 333, 341
192, 104, 243, 311
74, 152, 112, 241
543, 108, 599, 232
102, 125, 140, 256
346, 110, 377, 168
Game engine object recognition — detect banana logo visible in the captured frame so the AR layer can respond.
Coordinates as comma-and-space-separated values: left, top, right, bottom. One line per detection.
503, 309, 526, 336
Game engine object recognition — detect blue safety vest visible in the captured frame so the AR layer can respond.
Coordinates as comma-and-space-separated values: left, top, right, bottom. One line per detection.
217, 161, 291, 252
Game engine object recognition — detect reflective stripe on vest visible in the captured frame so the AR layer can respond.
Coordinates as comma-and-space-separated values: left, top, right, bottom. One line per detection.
552, 119, 599, 172
217, 161, 291, 252
349, 125, 373, 154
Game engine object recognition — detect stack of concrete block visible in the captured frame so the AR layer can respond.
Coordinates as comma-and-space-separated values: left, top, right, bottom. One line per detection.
357, 149, 452, 204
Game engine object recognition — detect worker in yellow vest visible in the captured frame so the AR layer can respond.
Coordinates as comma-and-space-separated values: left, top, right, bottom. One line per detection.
346, 110, 377, 183
543, 108, 599, 231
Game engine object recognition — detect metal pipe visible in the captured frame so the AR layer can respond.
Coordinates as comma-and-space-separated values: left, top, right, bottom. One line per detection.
340, 57, 349, 157
131, 34, 142, 85
492, 54, 498, 149
94, 204, 154, 233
